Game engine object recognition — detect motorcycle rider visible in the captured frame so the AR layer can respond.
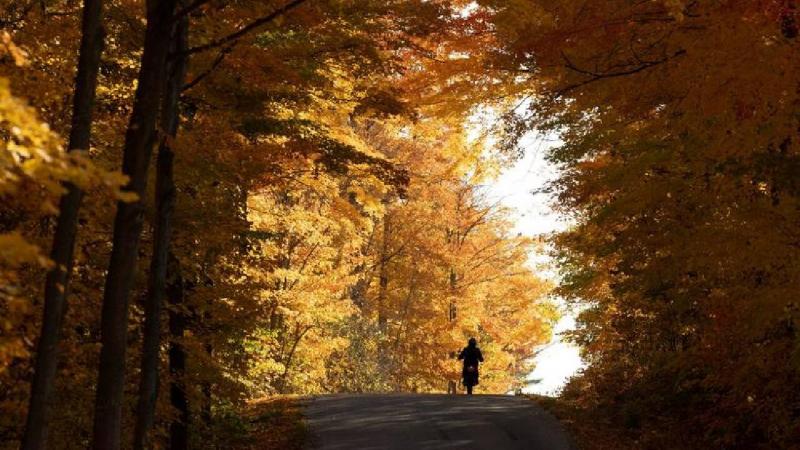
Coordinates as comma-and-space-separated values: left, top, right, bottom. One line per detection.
458, 337, 484, 395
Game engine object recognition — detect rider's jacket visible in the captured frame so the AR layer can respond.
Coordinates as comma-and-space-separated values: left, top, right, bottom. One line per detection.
458, 346, 484, 370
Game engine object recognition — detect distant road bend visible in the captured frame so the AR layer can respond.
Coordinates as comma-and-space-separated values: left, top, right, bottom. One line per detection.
305, 394, 575, 450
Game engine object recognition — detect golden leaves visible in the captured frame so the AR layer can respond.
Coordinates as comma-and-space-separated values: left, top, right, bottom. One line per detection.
0, 32, 29, 67
0, 231, 50, 269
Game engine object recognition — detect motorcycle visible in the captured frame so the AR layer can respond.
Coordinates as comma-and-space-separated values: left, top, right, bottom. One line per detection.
463, 365, 478, 395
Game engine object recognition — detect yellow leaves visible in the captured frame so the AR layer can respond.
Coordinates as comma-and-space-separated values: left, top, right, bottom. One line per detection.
0, 76, 62, 271
347, 172, 387, 216
115, 189, 139, 203
0, 69, 134, 385
0, 32, 29, 66
0, 77, 61, 184
0, 232, 50, 268
0, 76, 128, 202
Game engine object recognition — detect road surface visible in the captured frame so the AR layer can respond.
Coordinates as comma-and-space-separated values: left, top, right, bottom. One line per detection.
304, 394, 575, 450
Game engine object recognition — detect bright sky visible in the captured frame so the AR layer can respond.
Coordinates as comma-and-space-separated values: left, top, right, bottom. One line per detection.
483, 131, 586, 396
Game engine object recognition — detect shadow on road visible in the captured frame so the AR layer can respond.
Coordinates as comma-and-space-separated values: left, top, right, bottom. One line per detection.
304, 394, 575, 450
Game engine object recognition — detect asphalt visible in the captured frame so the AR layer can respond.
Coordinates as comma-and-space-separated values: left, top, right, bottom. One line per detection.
304, 394, 575, 450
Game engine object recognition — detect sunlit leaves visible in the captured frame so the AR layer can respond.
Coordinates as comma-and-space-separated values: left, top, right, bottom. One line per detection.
484, 0, 800, 446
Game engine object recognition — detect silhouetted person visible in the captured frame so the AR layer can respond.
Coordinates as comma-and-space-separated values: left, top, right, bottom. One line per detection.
458, 337, 484, 395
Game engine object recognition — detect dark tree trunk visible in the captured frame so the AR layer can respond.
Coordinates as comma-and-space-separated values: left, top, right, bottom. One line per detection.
201, 341, 212, 427
167, 255, 189, 450
92, 1, 178, 448
22, 1, 105, 448
132, 11, 188, 450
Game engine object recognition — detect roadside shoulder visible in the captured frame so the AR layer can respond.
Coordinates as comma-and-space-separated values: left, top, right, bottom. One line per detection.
227, 396, 309, 450
525, 394, 637, 450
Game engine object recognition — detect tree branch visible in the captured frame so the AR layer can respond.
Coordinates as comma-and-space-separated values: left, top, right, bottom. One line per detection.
172, 0, 212, 21
181, 45, 232, 91
179, 0, 308, 56
556, 48, 686, 97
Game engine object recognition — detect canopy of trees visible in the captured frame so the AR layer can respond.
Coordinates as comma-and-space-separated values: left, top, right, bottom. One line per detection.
6, 0, 797, 449
473, 0, 800, 448
0, 1, 554, 449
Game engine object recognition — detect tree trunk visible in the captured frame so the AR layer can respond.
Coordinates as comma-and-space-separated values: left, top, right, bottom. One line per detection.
448, 268, 457, 321
22, 1, 105, 448
447, 228, 458, 394
132, 11, 188, 450
201, 342, 212, 427
277, 325, 312, 394
347, 203, 376, 309
378, 216, 390, 331
92, 1, 178, 448
167, 254, 189, 450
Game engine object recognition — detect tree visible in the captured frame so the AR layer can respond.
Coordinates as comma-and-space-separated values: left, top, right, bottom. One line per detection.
132, 10, 188, 449
92, 1, 178, 448
324, 117, 555, 393
0, 1, 557, 447
21, 1, 106, 448
477, 0, 800, 446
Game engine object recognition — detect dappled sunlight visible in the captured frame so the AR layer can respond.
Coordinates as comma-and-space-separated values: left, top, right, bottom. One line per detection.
306, 395, 571, 449
3, 1, 799, 449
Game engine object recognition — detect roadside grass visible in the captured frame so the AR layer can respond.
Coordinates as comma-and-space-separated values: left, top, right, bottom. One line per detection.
527, 394, 639, 450
225, 396, 309, 450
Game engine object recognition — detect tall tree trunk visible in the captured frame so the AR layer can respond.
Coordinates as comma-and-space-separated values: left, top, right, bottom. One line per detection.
447, 267, 458, 394
377, 216, 391, 384
448, 269, 457, 321
22, 1, 105, 448
277, 325, 312, 394
447, 224, 458, 394
133, 11, 188, 450
378, 216, 389, 331
347, 193, 376, 309
167, 254, 189, 450
201, 341, 212, 427
92, 1, 178, 448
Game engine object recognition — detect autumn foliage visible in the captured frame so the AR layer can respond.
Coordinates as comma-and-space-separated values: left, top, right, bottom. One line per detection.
5, 0, 796, 448
0, 1, 554, 449
477, 0, 800, 448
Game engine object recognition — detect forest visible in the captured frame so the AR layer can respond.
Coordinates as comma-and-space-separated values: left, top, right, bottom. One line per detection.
1, 0, 799, 449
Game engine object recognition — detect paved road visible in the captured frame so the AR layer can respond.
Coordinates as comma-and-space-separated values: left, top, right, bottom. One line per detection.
304, 394, 575, 450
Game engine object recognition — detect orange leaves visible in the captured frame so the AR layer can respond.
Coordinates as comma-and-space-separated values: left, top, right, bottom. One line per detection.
490, 0, 800, 446
0, 74, 125, 253
0, 0, 557, 445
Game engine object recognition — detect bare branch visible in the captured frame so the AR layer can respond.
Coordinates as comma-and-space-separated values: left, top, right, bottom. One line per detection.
181, 45, 232, 91
179, 0, 308, 56
556, 48, 686, 97
172, 0, 212, 21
